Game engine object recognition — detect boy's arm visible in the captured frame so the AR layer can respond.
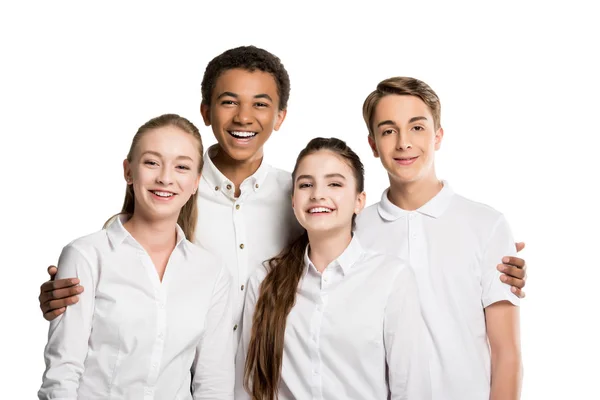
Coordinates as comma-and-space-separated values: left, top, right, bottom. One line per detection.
485, 301, 522, 400
497, 242, 528, 298
39, 265, 84, 321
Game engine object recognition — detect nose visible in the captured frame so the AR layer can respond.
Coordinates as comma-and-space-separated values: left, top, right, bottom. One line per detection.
233, 103, 253, 125
396, 131, 412, 150
310, 183, 326, 201
156, 166, 174, 186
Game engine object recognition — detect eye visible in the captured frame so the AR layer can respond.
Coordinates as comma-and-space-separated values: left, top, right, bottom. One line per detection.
381, 128, 395, 136
255, 102, 269, 108
144, 160, 158, 166
329, 182, 342, 187
412, 125, 425, 132
176, 165, 191, 170
220, 100, 237, 106
298, 182, 312, 189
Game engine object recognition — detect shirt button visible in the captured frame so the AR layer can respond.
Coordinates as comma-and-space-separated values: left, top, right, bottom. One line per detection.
214, 186, 219, 191
241, 284, 245, 291
226, 184, 232, 190
239, 243, 244, 249
158, 332, 164, 339
255, 183, 259, 189
152, 363, 157, 369
145, 388, 153, 395
233, 324, 238, 331
235, 204, 240, 210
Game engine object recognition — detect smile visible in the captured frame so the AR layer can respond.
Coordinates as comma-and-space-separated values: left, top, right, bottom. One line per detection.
228, 130, 258, 139
149, 190, 176, 199
308, 207, 334, 214
394, 156, 418, 165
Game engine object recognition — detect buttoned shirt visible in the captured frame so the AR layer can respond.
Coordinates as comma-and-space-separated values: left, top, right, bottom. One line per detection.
355, 181, 520, 400
238, 236, 431, 399
39, 216, 234, 400
195, 146, 302, 346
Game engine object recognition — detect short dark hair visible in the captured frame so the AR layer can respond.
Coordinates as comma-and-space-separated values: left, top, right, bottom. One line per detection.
201, 45, 290, 111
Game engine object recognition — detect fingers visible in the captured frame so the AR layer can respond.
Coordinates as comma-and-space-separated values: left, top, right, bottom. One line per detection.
47, 265, 58, 278
500, 274, 525, 289
515, 242, 526, 253
42, 295, 80, 314
497, 264, 526, 279
43, 307, 66, 321
511, 286, 526, 299
502, 256, 525, 269
40, 278, 80, 294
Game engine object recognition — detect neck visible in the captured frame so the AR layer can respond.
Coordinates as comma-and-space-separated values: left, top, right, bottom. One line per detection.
123, 213, 178, 253
211, 145, 263, 194
388, 173, 443, 211
307, 228, 353, 273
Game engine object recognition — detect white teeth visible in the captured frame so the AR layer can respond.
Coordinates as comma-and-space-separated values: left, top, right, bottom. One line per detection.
229, 131, 257, 138
309, 207, 332, 214
152, 191, 173, 197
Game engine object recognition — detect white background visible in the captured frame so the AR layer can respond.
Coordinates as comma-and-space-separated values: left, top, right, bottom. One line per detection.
1, 1, 598, 398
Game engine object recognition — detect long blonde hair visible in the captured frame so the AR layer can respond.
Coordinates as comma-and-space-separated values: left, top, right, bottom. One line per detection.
104, 114, 204, 240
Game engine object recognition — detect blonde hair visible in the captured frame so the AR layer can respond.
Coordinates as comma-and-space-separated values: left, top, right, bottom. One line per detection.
362, 77, 441, 136
104, 114, 204, 240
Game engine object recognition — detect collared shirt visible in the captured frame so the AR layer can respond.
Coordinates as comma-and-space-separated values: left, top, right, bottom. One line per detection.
39, 216, 234, 400
195, 146, 302, 346
355, 181, 520, 400
237, 236, 431, 400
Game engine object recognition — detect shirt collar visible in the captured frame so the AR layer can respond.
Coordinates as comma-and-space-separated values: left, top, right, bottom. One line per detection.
106, 214, 187, 252
303, 234, 365, 277
202, 145, 271, 199
377, 180, 455, 221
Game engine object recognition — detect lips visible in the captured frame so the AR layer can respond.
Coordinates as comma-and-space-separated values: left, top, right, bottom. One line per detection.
307, 206, 335, 214
228, 130, 258, 139
393, 156, 418, 165
149, 190, 176, 200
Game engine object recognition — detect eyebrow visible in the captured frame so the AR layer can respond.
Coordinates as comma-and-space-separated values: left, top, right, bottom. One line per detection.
296, 173, 347, 181
141, 151, 194, 161
376, 116, 429, 128
216, 91, 273, 102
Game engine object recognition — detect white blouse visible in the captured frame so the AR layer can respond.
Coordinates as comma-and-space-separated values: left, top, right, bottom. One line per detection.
237, 236, 431, 400
39, 216, 234, 400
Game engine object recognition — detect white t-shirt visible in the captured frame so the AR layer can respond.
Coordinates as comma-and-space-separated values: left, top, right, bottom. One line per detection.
39, 216, 234, 400
355, 181, 520, 400
195, 146, 302, 345
238, 236, 431, 400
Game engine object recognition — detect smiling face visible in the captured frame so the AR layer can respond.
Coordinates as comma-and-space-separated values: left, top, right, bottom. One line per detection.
200, 68, 286, 165
292, 150, 365, 238
368, 94, 444, 185
123, 125, 202, 222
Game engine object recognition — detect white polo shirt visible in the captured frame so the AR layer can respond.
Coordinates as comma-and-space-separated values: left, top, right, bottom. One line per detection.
238, 236, 431, 400
355, 181, 520, 400
195, 146, 302, 345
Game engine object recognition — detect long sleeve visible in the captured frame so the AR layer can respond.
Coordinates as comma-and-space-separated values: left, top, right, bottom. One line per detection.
38, 244, 97, 400
384, 265, 432, 400
191, 266, 235, 399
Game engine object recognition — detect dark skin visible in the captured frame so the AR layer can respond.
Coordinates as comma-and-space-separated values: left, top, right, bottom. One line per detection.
39, 242, 528, 320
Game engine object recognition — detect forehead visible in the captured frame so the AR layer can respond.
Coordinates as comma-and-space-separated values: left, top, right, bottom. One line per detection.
296, 151, 354, 177
374, 94, 433, 123
213, 68, 279, 98
136, 126, 199, 157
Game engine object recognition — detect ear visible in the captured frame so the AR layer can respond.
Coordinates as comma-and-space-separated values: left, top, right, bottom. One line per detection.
367, 135, 379, 158
192, 173, 201, 194
200, 103, 211, 126
123, 159, 132, 184
273, 109, 288, 131
354, 191, 367, 214
434, 126, 444, 151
